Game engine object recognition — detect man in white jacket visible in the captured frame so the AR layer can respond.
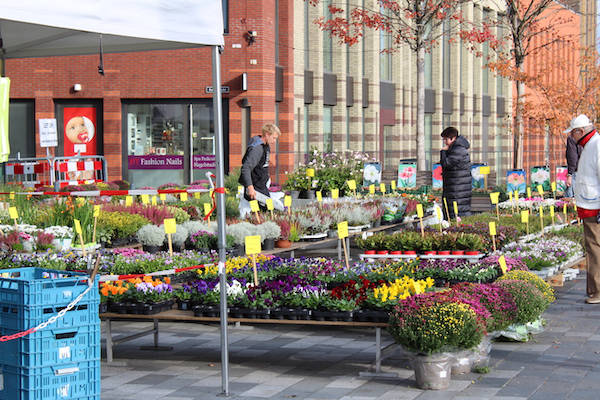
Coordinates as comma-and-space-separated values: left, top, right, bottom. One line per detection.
568, 114, 600, 303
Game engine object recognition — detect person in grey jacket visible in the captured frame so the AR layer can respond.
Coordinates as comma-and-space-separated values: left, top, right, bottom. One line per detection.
565, 134, 582, 197
440, 126, 472, 218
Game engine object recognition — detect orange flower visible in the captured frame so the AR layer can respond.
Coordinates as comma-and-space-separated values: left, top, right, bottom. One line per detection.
119, 287, 127, 295
143, 276, 153, 283
164, 277, 171, 284
110, 287, 119, 295
115, 280, 123, 287
101, 287, 110, 297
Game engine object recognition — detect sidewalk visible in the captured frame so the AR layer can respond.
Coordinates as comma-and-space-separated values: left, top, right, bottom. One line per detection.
100, 273, 600, 400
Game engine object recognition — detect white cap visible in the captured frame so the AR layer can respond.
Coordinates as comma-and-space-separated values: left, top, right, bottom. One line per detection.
564, 114, 592, 133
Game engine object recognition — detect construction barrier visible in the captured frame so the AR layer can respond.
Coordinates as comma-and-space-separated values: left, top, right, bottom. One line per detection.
4, 157, 53, 189
52, 155, 108, 190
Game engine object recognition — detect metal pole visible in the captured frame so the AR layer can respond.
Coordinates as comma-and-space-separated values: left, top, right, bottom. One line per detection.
212, 45, 229, 396
189, 104, 194, 184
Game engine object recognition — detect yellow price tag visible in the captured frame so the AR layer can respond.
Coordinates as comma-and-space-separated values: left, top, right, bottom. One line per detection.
539, 206, 544, 218
125, 196, 133, 206
316, 191, 322, 202
436, 207, 442, 220
337, 221, 349, 239
9, 192, 14, 200
480, 166, 490, 175
521, 210, 529, 223
391, 180, 396, 191
151, 196, 157, 206
250, 200, 260, 212
141, 194, 149, 204
209, 189, 214, 198
93, 205, 100, 218
508, 191, 513, 202
369, 185, 375, 195
489, 221, 497, 236
550, 206, 555, 217
74, 219, 82, 235
514, 190, 519, 201
574, 203, 578, 212
416, 204, 424, 218
453, 201, 458, 216
347, 180, 356, 190
498, 255, 507, 274
380, 183, 386, 193
306, 168, 315, 177
490, 192, 499, 204
245, 235, 262, 255
159, 193, 166, 202
284, 195, 292, 207
563, 204, 567, 214
8, 207, 18, 220
204, 203, 212, 216
551, 182, 557, 192
194, 192, 201, 199
266, 198, 274, 210
180, 192, 188, 202
527, 187, 532, 199
537, 185, 544, 195
331, 188, 339, 199
163, 218, 177, 234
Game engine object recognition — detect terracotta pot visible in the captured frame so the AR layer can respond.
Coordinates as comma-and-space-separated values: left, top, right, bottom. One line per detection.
424, 251, 437, 255
452, 250, 465, 255
390, 251, 403, 255
403, 250, 417, 255
376, 250, 389, 255
364, 250, 376, 255
275, 239, 292, 248
465, 251, 480, 255
437, 250, 451, 256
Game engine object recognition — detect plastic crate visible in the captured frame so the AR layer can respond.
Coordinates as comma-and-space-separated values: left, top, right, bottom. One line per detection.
0, 268, 99, 308
0, 323, 100, 368
0, 300, 100, 331
0, 359, 100, 400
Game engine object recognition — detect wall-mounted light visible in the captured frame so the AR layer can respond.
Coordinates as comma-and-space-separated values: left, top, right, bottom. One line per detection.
245, 30, 257, 45
73, 83, 82, 92
241, 72, 248, 91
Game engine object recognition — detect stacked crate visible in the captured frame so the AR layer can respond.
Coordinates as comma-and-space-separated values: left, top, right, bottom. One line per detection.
0, 268, 100, 400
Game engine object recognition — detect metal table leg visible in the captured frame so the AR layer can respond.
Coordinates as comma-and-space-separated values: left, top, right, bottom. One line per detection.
358, 327, 399, 378
106, 318, 113, 363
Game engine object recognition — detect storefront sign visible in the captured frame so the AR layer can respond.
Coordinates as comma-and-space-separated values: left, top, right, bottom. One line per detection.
193, 154, 216, 169
128, 155, 184, 170
39, 118, 58, 147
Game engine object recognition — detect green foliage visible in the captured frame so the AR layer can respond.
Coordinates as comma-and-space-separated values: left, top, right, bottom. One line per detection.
496, 270, 555, 303
98, 212, 150, 241
166, 206, 191, 224
225, 167, 241, 194
495, 279, 548, 324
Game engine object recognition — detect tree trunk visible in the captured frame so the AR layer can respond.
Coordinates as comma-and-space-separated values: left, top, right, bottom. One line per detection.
416, 46, 426, 171
514, 78, 525, 169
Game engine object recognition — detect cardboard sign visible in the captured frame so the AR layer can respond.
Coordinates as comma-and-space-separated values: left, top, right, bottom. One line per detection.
93, 205, 100, 217
266, 198, 274, 210
416, 204, 424, 218
163, 218, 177, 234
331, 188, 339, 199
8, 207, 18, 220
369, 185, 375, 195
74, 219, 82, 235
551, 181, 557, 192
490, 192, 500, 204
391, 180, 396, 191
284, 195, 292, 207
498, 255, 507, 274
306, 168, 315, 177
159, 193, 167, 202
380, 183, 386, 193
250, 200, 260, 212
521, 210, 529, 223
125, 196, 133, 206
151, 196, 157, 206
204, 203, 212, 216
480, 166, 490, 175
245, 235, 262, 255
489, 221, 496, 236
180, 192, 188, 202
316, 191, 322, 202
537, 185, 544, 195
347, 180, 356, 190
337, 221, 349, 239
141, 194, 149, 204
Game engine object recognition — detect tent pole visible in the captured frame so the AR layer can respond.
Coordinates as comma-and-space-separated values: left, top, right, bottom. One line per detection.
212, 45, 229, 396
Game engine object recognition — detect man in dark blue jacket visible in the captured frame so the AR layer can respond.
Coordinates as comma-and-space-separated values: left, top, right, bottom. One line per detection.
440, 126, 472, 218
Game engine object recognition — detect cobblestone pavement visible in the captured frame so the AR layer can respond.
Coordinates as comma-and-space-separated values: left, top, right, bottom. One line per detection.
101, 273, 600, 400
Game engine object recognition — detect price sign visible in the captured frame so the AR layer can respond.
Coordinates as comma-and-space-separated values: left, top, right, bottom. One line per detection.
306, 168, 315, 177
159, 193, 167, 202
284, 195, 292, 207
316, 191, 322, 202
480, 166, 490, 175
380, 183, 386, 193
391, 180, 396, 191
93, 205, 100, 217
204, 203, 212, 216
508, 191, 513, 202
163, 218, 177, 234
563, 203, 567, 215
490, 192, 499, 204
347, 180, 357, 190
9, 192, 14, 200
521, 210, 529, 223
498, 255, 507, 274
551, 182, 557, 192
331, 188, 339, 199
514, 190, 519, 201
74, 219, 82, 235
453, 201, 458, 216
125, 196, 133, 206
8, 207, 18, 220
527, 187, 532, 199
537, 185, 544, 196
369, 185, 375, 195
245, 235, 262, 255
550, 206, 555, 218
539, 205, 544, 218
416, 204, 424, 218
141, 194, 149, 204
250, 200, 260, 212
337, 221, 349, 239
489, 221, 497, 236
180, 192, 188, 202
266, 198, 274, 210
194, 192, 201, 199
436, 207, 442, 220
151, 196, 157, 206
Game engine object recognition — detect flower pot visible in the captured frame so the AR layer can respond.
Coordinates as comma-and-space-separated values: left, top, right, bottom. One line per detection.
327, 229, 338, 239
465, 251, 480, 256
403, 250, 417, 255
412, 353, 452, 390
99, 302, 108, 314
471, 335, 492, 369
450, 350, 473, 375
143, 244, 162, 254
390, 251, 403, 255
452, 250, 465, 255
275, 239, 292, 248
364, 250, 376, 255
437, 250, 451, 256
376, 250, 389, 255
263, 238, 275, 250
291, 190, 300, 199
424, 251, 437, 255
299, 189, 315, 199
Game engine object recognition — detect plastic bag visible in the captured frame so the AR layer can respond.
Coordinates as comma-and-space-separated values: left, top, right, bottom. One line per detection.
494, 324, 529, 342
526, 318, 545, 334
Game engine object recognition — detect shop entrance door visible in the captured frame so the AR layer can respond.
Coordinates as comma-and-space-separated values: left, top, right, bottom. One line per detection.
55, 101, 103, 157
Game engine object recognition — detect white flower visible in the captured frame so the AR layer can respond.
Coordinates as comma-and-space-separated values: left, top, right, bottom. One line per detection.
471, 168, 484, 181
363, 164, 381, 183
531, 168, 550, 184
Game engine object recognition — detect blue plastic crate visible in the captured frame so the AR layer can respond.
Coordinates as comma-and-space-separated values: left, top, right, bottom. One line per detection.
0, 359, 100, 400
0, 300, 99, 331
0, 268, 99, 308
0, 323, 100, 369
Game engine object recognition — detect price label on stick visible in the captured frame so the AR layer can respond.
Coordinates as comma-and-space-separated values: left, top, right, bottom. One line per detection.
436, 207, 442, 221
8, 207, 18, 220
498, 255, 508, 274
180, 192, 188, 202
551, 181, 557, 192
151, 196, 157, 206
74, 219, 82, 235
316, 191, 322, 202
245, 235, 262, 255
369, 185, 375, 195
480, 166, 490, 175
550, 206, 555, 218
93, 205, 100, 218
194, 192, 201, 199
527, 187, 532, 199
250, 200, 260, 213
141, 194, 149, 204
163, 218, 176, 234
563, 204, 567, 215
337, 221, 349, 239
521, 210, 529, 223
489, 221, 497, 236
508, 191, 513, 202
125, 196, 133, 206
391, 180, 396, 191
380, 183, 386, 193
266, 198, 274, 211
76, 197, 85, 206
331, 188, 339, 199
490, 192, 499, 204
9, 192, 14, 200
453, 201, 459, 216
306, 168, 315, 177
284, 195, 292, 207
347, 180, 356, 191
203, 203, 212, 217
159, 193, 166, 202
416, 204, 424, 218
537, 185, 544, 196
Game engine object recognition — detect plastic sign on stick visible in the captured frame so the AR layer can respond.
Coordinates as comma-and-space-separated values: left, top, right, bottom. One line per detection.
521, 210, 529, 223
249, 200, 260, 213
9, 192, 14, 200
163, 219, 177, 234
380, 183, 386, 193
550, 205, 555, 219
8, 207, 18, 220
245, 235, 262, 255
76, 197, 85, 206
489, 221, 496, 236
498, 255, 508, 275
194, 192, 201, 199
537, 185, 544, 196
551, 182, 557, 192
125, 196, 133, 206
203, 203, 212, 217
453, 201, 459, 217
480, 166, 490, 175
284, 195, 292, 208
490, 192, 500, 204
527, 187, 532, 199
416, 204, 424, 218
141, 194, 149, 204
316, 191, 322, 202
266, 198, 274, 211
74, 219, 82, 235
391, 180, 396, 191
347, 180, 357, 191
180, 192, 188, 202
159, 193, 167, 202
151, 196, 157, 206
369, 185, 375, 195
331, 188, 339, 199
93, 205, 100, 218
337, 221, 349, 239
306, 168, 315, 177
508, 191, 513, 203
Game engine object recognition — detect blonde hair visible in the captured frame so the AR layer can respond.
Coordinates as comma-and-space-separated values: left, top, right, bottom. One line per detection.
262, 123, 281, 137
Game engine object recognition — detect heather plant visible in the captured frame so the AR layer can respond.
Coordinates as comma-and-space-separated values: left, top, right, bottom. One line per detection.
35, 231, 55, 251
495, 279, 548, 324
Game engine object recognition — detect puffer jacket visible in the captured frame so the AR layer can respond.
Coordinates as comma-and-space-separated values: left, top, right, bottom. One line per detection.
574, 132, 600, 210
440, 135, 472, 217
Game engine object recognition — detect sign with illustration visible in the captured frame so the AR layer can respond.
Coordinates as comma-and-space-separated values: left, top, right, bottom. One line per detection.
506, 169, 527, 194
63, 107, 97, 156
432, 164, 443, 190
530, 166, 551, 192
471, 164, 486, 189
556, 166, 568, 192
362, 162, 382, 187
397, 163, 417, 188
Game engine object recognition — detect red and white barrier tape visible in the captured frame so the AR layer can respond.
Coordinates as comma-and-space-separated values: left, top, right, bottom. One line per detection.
0, 188, 212, 197
98, 263, 210, 282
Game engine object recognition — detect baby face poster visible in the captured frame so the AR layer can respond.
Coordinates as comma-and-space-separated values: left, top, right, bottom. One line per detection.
63, 107, 97, 156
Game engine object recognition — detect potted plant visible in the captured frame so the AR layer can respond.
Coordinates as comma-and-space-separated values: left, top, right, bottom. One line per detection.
274, 218, 292, 248
136, 224, 165, 253
456, 233, 485, 255
189, 230, 217, 252
45, 225, 74, 251
171, 224, 189, 252
35, 231, 55, 252
259, 221, 281, 250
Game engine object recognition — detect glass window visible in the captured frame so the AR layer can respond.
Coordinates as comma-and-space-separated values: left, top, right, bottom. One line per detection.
304, 1, 310, 70
9, 101, 35, 158
323, 0, 333, 72
323, 106, 333, 152
222, 0, 229, 34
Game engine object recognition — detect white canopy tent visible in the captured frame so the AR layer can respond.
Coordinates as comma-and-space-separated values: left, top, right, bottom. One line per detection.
0, 0, 232, 395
